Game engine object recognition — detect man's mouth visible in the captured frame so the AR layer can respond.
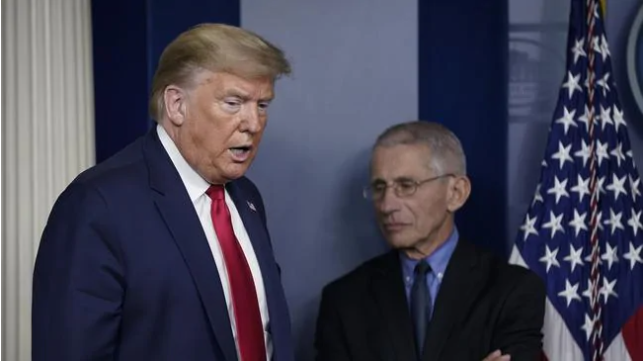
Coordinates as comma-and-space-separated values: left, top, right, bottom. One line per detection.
229, 146, 252, 161
383, 223, 407, 232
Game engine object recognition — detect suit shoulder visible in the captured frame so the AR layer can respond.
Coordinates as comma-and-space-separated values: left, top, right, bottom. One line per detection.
72, 137, 148, 191
322, 252, 395, 297
460, 241, 545, 294
48, 136, 150, 217
478, 248, 545, 295
501, 263, 545, 292
232, 176, 261, 196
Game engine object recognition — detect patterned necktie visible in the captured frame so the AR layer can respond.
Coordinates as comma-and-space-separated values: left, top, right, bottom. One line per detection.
207, 185, 266, 361
410, 260, 432, 359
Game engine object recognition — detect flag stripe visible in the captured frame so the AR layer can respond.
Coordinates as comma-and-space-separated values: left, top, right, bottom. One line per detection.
620, 307, 643, 360
510, 247, 585, 360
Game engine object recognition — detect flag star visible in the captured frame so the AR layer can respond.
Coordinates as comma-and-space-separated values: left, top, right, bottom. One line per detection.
539, 245, 560, 272
595, 141, 610, 167
563, 244, 584, 273
613, 106, 627, 132
568, 209, 588, 237
551, 142, 574, 169
623, 242, 643, 270
603, 208, 624, 235
592, 36, 601, 56
577, 105, 593, 132
595, 210, 604, 230
532, 184, 544, 205
598, 106, 613, 131
599, 34, 611, 61
605, 174, 627, 201
596, 72, 611, 97
596, 177, 607, 198
599, 277, 618, 303
582, 278, 599, 303
570, 38, 586, 64
520, 214, 539, 241
570, 175, 590, 202
593, 3, 600, 18
600, 244, 619, 270
610, 143, 626, 167
629, 175, 641, 200
581, 314, 595, 341
561, 71, 582, 98
547, 176, 570, 204
558, 279, 582, 307
543, 211, 565, 239
627, 209, 642, 236
574, 140, 592, 167
555, 107, 577, 134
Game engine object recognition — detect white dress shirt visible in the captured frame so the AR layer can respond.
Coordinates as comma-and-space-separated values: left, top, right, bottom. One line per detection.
157, 125, 272, 360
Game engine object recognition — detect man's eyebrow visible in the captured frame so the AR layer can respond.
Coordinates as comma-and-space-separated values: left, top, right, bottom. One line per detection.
393, 176, 415, 182
221, 89, 250, 99
220, 90, 274, 103
370, 176, 415, 184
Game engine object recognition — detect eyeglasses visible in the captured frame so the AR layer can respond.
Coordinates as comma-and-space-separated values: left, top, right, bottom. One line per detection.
362, 174, 455, 200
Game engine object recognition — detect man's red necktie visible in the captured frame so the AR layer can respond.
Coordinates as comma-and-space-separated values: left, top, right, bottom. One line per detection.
207, 185, 266, 361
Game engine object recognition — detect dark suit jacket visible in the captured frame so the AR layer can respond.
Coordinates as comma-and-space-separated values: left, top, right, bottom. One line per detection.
32, 129, 294, 360
315, 240, 545, 361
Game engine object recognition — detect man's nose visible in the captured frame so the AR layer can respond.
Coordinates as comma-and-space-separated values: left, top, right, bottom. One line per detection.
377, 187, 401, 214
240, 104, 262, 133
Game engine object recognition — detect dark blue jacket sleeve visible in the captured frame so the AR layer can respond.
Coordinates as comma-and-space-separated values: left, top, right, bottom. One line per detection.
32, 182, 125, 360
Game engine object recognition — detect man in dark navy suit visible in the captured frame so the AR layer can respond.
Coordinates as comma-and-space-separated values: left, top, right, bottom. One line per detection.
33, 23, 293, 360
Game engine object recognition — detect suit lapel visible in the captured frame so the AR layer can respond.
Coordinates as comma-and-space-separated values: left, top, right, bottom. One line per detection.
227, 181, 293, 360
422, 240, 488, 360
370, 251, 418, 361
144, 130, 238, 361
225, 182, 273, 281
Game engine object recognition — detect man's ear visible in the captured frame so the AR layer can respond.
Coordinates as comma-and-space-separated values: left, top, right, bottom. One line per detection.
447, 175, 471, 212
163, 85, 187, 126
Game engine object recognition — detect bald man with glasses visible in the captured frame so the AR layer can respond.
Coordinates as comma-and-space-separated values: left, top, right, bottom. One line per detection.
314, 121, 546, 361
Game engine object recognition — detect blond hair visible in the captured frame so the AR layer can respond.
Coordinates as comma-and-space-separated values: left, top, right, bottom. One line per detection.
374, 121, 467, 176
149, 23, 291, 121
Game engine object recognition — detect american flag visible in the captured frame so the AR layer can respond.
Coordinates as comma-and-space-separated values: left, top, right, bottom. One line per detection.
509, 0, 643, 360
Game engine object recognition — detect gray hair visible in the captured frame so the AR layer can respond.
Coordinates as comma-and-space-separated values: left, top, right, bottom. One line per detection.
374, 121, 467, 175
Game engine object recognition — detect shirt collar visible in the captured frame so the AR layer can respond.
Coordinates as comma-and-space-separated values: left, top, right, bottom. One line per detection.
400, 227, 459, 278
157, 124, 211, 202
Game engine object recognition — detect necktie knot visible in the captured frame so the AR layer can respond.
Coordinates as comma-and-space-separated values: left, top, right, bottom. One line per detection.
414, 260, 431, 276
206, 185, 225, 201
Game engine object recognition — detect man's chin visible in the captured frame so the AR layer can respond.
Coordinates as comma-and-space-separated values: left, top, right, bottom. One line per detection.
203, 167, 248, 184
221, 163, 251, 181
384, 236, 415, 250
